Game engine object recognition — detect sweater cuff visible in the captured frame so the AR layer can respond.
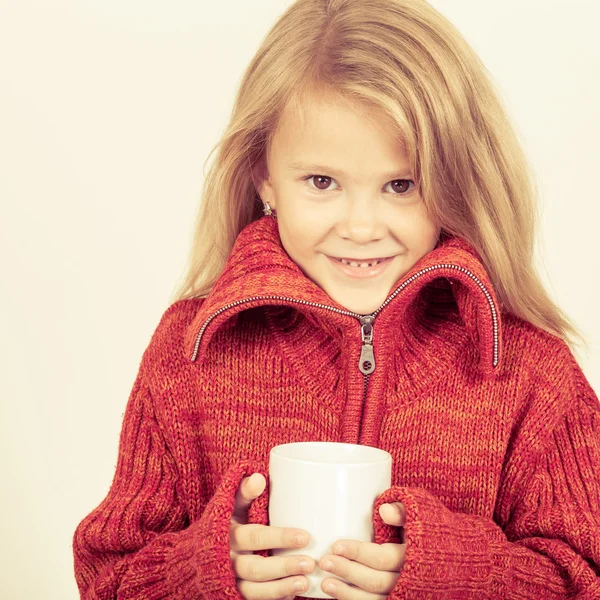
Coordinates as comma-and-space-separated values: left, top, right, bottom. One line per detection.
168, 459, 269, 598
373, 486, 500, 598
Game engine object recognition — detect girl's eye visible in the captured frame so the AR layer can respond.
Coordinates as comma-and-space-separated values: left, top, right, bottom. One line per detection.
304, 174, 339, 192
384, 179, 414, 194
303, 175, 415, 195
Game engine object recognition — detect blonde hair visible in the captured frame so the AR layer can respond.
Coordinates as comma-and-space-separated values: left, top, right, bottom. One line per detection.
171, 0, 584, 350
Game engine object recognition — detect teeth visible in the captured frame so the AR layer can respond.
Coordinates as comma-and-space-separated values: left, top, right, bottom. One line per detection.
339, 258, 382, 268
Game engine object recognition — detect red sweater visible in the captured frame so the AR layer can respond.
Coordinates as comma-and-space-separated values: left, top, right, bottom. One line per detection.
73, 216, 600, 599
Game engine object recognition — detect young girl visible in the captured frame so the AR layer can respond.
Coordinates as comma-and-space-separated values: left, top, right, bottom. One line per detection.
72, 0, 600, 598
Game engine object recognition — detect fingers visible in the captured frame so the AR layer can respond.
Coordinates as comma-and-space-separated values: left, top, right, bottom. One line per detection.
231, 533, 314, 599
378, 502, 406, 527
233, 473, 267, 522
325, 540, 405, 573
319, 552, 400, 597
230, 523, 310, 553
233, 552, 315, 582
237, 572, 310, 599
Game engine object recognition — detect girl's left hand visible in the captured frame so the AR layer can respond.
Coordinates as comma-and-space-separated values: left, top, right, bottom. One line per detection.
317, 502, 406, 599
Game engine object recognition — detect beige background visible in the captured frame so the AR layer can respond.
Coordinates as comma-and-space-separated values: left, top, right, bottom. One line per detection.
0, 1, 598, 598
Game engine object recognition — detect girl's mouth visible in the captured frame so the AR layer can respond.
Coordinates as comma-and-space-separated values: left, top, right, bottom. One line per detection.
327, 255, 395, 279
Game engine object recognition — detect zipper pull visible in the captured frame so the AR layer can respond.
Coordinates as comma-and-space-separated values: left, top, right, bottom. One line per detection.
359, 316, 375, 375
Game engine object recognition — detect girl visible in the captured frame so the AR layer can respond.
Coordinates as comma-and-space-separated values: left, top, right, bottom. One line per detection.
73, 0, 600, 598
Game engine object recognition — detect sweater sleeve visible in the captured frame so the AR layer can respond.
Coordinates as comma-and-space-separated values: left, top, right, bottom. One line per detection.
72, 361, 268, 599
371, 358, 600, 599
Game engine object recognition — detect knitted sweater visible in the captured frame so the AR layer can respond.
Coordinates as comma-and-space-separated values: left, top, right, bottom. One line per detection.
73, 216, 600, 599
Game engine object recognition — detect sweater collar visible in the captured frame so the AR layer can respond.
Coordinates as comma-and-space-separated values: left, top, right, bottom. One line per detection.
184, 216, 504, 376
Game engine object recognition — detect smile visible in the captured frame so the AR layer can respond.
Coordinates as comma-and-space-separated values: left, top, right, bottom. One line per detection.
326, 255, 395, 279
334, 257, 389, 268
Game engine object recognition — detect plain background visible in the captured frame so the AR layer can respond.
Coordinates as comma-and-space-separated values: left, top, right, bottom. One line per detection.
0, 0, 598, 597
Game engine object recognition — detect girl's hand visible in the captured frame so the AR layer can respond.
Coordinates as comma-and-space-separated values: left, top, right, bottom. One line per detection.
230, 472, 316, 600
317, 502, 406, 599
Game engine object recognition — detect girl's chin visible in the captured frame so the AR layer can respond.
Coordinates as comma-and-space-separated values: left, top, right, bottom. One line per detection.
325, 288, 390, 315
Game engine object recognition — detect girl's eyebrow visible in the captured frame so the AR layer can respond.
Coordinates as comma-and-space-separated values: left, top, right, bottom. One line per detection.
287, 161, 413, 179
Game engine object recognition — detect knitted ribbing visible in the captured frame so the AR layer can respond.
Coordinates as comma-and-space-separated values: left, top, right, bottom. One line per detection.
73, 217, 600, 599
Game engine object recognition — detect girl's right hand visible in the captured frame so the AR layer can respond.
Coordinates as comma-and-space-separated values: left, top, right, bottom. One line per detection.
230, 472, 316, 600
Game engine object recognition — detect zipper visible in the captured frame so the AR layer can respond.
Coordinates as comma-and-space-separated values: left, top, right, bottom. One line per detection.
358, 316, 375, 375
372, 263, 500, 367
191, 297, 361, 362
358, 314, 375, 432
191, 263, 500, 371
356, 315, 376, 425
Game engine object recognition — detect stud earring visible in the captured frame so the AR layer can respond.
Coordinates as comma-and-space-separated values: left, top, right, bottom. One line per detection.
263, 201, 277, 218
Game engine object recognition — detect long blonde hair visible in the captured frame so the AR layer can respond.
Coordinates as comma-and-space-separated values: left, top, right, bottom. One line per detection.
171, 0, 584, 350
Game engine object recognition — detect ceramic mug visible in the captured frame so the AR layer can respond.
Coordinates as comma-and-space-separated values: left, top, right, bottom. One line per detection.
268, 441, 392, 598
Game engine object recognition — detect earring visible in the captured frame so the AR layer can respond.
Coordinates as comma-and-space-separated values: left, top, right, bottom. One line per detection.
263, 201, 276, 218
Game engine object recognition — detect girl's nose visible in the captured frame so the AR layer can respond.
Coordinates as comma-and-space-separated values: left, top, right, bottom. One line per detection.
336, 196, 386, 244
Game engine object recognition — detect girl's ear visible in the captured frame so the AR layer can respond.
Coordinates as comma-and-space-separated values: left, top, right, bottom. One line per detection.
252, 160, 276, 209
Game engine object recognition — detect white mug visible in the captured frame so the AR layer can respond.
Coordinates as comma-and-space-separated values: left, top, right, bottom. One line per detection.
268, 441, 392, 598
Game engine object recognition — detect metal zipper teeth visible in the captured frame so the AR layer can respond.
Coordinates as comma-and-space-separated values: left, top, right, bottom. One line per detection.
191, 297, 359, 361
363, 374, 371, 403
191, 264, 500, 366
371, 263, 499, 366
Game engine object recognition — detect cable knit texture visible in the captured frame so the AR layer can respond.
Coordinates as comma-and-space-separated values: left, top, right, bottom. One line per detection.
73, 216, 600, 599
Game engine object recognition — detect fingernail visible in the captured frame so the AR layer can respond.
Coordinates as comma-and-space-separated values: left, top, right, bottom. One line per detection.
380, 503, 398, 518
333, 543, 346, 555
325, 582, 337, 593
322, 560, 334, 571
293, 578, 307, 591
294, 533, 308, 546
298, 559, 311, 572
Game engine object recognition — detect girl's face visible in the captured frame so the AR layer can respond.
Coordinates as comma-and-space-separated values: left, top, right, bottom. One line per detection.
257, 95, 440, 315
